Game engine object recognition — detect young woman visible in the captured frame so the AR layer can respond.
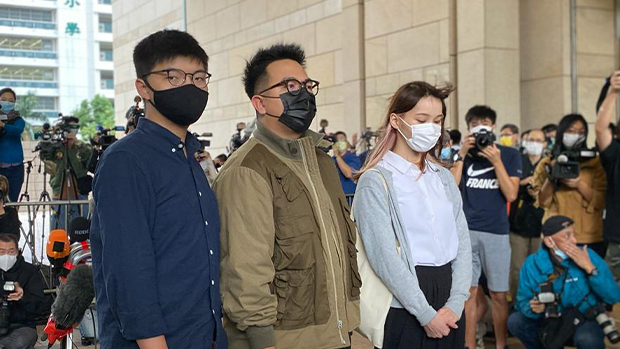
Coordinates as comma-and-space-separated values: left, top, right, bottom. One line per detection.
532, 114, 607, 257
353, 81, 472, 349
0, 88, 25, 203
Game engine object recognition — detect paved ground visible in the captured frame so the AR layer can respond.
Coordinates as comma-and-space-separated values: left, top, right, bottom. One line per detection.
31, 304, 620, 348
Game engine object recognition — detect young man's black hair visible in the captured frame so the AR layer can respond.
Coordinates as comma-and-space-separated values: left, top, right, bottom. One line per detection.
465, 105, 497, 125
542, 123, 557, 134
132, 29, 209, 78
448, 129, 462, 144
501, 124, 519, 134
242, 43, 306, 99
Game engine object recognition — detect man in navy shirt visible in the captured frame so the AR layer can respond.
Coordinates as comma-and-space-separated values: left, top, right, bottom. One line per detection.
90, 30, 227, 349
450, 105, 521, 349
332, 131, 361, 200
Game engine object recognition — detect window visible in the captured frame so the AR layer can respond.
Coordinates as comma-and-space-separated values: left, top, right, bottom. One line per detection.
99, 45, 112, 61
18, 96, 56, 110
0, 7, 53, 23
0, 36, 55, 52
98, 15, 111, 33
100, 72, 113, 89
0, 66, 55, 81
98, 0, 112, 4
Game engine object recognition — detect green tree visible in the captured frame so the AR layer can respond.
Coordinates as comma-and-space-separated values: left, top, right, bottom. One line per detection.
17, 92, 48, 122
73, 94, 114, 140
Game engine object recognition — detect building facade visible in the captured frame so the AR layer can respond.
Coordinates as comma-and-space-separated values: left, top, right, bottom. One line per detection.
0, 0, 114, 121
111, 0, 618, 155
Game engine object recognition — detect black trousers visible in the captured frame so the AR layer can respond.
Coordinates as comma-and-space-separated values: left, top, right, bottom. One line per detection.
379, 264, 465, 349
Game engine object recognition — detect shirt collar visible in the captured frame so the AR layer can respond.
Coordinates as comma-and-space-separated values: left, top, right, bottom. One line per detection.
137, 118, 200, 154
383, 151, 418, 174
253, 120, 328, 159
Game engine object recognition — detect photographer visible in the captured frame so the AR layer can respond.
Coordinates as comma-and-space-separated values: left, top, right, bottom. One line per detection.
0, 234, 47, 349
0, 88, 25, 203
508, 216, 620, 349
532, 114, 607, 257
509, 129, 547, 300
46, 117, 93, 230
596, 70, 620, 286
451, 105, 521, 349
333, 131, 361, 196
0, 176, 20, 241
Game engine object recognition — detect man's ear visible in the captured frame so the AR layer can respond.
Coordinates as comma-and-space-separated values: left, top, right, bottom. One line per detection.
135, 79, 152, 102
543, 237, 554, 249
251, 96, 266, 115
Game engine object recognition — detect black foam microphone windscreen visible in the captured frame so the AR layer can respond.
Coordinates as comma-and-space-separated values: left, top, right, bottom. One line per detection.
51, 264, 94, 329
68, 217, 90, 243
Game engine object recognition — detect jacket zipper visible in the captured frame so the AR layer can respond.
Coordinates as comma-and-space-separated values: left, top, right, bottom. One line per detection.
298, 141, 346, 345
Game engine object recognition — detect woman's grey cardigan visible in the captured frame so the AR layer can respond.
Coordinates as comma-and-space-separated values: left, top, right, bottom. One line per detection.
352, 164, 472, 326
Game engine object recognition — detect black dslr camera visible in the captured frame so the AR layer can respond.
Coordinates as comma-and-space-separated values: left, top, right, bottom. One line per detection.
475, 129, 496, 150
537, 281, 560, 319
0, 281, 15, 335
587, 303, 620, 344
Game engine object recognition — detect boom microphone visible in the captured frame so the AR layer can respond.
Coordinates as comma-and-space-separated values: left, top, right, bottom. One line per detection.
52, 264, 94, 328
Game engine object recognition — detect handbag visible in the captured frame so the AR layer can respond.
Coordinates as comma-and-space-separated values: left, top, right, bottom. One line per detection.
354, 168, 401, 348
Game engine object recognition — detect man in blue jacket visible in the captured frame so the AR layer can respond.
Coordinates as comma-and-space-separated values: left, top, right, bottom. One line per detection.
508, 215, 620, 349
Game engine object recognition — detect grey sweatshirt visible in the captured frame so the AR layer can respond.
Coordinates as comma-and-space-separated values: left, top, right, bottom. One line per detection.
353, 163, 472, 326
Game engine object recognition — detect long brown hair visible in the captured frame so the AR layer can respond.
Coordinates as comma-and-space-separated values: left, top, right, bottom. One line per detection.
356, 81, 454, 179
0, 175, 8, 203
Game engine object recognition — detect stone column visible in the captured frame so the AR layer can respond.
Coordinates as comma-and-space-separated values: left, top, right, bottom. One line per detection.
342, 0, 366, 138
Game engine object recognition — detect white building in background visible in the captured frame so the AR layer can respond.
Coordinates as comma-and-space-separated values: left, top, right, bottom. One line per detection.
0, 0, 113, 122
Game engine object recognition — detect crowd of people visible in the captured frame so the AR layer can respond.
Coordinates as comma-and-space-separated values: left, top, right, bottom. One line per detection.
0, 27, 619, 349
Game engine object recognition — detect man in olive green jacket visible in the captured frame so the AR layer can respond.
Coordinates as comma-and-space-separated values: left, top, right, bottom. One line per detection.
213, 44, 361, 349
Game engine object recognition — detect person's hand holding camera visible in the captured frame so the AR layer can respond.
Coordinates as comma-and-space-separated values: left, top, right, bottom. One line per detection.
458, 135, 476, 158
479, 144, 502, 165
561, 175, 581, 189
7, 282, 23, 302
529, 298, 545, 314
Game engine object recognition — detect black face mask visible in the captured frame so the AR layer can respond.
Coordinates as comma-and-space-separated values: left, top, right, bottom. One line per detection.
266, 89, 317, 133
145, 83, 208, 126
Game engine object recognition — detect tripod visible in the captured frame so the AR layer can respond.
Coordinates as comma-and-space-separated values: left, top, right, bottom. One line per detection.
31, 157, 53, 265
17, 157, 38, 264
55, 139, 82, 231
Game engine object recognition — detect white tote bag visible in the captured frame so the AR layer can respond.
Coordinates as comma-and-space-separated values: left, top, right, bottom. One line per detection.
354, 169, 400, 348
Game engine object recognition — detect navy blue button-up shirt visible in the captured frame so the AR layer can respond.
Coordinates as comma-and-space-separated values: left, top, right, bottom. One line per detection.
90, 118, 226, 349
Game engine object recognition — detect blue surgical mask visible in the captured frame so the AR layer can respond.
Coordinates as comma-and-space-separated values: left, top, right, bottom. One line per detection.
0, 101, 14, 113
551, 240, 568, 260
440, 147, 451, 160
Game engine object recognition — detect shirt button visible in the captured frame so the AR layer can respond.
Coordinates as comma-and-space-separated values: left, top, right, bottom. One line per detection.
211, 280, 215, 286
205, 221, 209, 226
199, 191, 202, 196
171, 148, 176, 153
212, 310, 215, 314
178, 143, 184, 149
210, 250, 213, 255
291, 148, 298, 154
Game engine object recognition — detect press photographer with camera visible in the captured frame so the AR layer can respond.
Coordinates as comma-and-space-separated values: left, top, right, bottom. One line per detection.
532, 114, 607, 257
0, 234, 47, 349
0, 88, 25, 203
333, 131, 361, 196
0, 176, 20, 241
450, 105, 521, 349
44, 117, 93, 230
508, 215, 620, 349
595, 70, 620, 286
90, 30, 226, 349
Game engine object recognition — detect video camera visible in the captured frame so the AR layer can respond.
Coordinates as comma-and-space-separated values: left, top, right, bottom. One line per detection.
360, 128, 378, 143
0, 281, 15, 336
536, 281, 560, 319
549, 149, 596, 180
193, 132, 213, 153
125, 96, 145, 133
34, 116, 79, 161
87, 125, 124, 173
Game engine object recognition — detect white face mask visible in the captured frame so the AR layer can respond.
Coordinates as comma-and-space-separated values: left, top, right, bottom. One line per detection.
471, 125, 493, 134
524, 141, 543, 156
397, 117, 442, 153
562, 133, 584, 149
0, 255, 17, 272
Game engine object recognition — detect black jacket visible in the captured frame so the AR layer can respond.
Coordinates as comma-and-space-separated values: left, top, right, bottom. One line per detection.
0, 256, 48, 328
0, 207, 21, 242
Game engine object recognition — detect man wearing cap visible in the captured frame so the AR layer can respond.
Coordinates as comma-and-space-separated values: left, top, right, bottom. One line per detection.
508, 215, 620, 349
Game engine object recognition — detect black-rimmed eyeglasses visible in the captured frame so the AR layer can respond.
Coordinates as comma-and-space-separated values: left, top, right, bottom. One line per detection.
142, 69, 212, 88
259, 78, 320, 96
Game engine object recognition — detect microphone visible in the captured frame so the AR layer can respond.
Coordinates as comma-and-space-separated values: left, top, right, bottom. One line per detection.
46, 229, 70, 270
68, 217, 90, 244
44, 264, 94, 345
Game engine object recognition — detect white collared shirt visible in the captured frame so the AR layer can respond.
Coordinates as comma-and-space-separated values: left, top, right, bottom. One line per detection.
379, 151, 459, 266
